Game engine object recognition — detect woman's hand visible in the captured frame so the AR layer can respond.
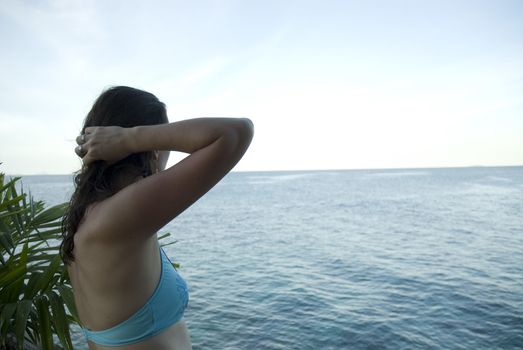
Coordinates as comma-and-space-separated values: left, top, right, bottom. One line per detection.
75, 126, 132, 166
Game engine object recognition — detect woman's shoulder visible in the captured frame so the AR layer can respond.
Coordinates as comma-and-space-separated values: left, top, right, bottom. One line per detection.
73, 200, 113, 248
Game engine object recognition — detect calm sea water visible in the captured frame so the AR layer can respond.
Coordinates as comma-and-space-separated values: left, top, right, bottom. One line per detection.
15, 166, 523, 349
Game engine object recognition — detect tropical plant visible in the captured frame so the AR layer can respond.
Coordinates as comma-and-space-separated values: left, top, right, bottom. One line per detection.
0, 172, 74, 349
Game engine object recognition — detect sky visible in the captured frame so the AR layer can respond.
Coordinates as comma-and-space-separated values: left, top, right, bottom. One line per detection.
0, 0, 522, 175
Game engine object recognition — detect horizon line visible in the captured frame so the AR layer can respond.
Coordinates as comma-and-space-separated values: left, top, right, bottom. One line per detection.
5, 164, 523, 177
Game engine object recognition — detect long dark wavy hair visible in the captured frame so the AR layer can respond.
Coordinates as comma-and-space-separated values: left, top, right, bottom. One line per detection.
60, 86, 168, 265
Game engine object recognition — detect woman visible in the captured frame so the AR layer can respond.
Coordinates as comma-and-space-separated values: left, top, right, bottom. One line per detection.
61, 86, 254, 350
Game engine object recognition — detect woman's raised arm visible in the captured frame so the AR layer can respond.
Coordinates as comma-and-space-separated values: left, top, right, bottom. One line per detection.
80, 117, 254, 245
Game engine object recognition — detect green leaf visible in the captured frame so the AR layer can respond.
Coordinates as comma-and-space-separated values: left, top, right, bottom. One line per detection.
36, 254, 61, 293
56, 285, 80, 324
14, 299, 32, 347
0, 172, 77, 349
20, 239, 29, 266
157, 231, 171, 240
0, 230, 15, 254
0, 206, 27, 219
0, 241, 31, 298
4, 275, 26, 305
29, 226, 63, 237
35, 295, 53, 350
27, 304, 41, 345
31, 203, 67, 227
0, 178, 21, 198
29, 194, 36, 221
0, 194, 26, 212
0, 302, 17, 342
48, 290, 73, 349
160, 239, 178, 248
24, 271, 43, 300
0, 176, 21, 196
0, 264, 26, 290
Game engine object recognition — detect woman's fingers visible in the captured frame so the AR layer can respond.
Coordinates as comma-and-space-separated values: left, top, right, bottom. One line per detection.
75, 144, 86, 158
76, 134, 87, 145
84, 126, 97, 134
78, 145, 94, 166
74, 126, 127, 165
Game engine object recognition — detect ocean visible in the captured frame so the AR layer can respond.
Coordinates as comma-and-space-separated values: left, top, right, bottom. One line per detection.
15, 166, 523, 349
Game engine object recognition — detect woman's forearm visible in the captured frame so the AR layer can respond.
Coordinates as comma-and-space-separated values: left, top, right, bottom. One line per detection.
127, 117, 253, 154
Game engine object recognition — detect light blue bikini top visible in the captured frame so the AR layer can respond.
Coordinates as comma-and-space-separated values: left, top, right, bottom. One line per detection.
81, 246, 189, 346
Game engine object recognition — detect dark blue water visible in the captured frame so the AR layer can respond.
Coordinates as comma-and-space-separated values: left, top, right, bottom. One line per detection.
17, 166, 523, 349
